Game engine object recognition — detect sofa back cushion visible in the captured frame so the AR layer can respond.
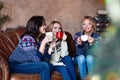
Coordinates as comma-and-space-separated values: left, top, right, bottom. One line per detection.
0, 28, 25, 60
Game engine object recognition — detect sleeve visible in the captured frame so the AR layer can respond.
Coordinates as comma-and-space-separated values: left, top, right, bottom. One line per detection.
73, 32, 84, 47
19, 35, 37, 51
89, 33, 101, 47
73, 32, 86, 56
37, 41, 51, 61
73, 33, 79, 44
60, 41, 69, 57
42, 46, 51, 62
87, 34, 101, 56
18, 35, 43, 62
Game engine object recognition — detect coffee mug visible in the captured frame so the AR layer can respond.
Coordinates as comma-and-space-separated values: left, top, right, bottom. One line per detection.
46, 32, 54, 41
56, 32, 63, 39
81, 35, 88, 41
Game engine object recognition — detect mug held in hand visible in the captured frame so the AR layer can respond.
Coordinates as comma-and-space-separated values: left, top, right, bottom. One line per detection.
80, 35, 88, 42
56, 32, 63, 39
46, 32, 54, 42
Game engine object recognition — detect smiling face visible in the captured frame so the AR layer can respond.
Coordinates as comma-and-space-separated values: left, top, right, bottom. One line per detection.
81, 16, 96, 35
82, 19, 93, 33
39, 24, 46, 34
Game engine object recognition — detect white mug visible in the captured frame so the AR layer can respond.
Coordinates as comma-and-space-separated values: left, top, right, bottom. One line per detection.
81, 35, 88, 41
46, 32, 54, 42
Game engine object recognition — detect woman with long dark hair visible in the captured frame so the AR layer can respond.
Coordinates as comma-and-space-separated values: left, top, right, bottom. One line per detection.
9, 16, 51, 80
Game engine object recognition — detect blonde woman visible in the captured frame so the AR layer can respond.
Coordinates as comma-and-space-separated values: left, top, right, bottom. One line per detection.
46, 21, 77, 80
74, 16, 100, 80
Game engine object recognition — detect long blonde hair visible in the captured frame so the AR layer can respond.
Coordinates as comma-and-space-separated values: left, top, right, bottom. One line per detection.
46, 20, 63, 32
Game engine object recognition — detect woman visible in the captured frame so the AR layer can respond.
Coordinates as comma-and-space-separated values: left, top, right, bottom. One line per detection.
46, 21, 77, 80
9, 16, 51, 80
74, 16, 100, 79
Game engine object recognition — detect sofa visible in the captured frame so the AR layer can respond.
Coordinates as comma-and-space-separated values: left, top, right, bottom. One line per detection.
0, 27, 80, 80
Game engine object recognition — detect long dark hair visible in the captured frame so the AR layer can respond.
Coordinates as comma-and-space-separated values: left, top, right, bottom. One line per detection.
21, 16, 46, 39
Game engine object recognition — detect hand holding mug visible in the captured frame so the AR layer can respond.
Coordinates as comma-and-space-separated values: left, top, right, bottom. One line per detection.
77, 37, 82, 45
42, 36, 50, 44
46, 32, 54, 42
62, 33, 67, 41
80, 35, 88, 42
88, 36, 94, 44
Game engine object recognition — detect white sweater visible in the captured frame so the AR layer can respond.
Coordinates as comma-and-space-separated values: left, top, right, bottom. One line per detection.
50, 41, 68, 66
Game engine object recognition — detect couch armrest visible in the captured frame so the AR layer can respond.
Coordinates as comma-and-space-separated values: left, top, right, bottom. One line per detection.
0, 55, 9, 80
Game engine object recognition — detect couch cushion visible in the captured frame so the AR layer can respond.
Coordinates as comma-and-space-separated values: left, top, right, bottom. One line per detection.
10, 71, 62, 80
51, 71, 63, 80
10, 73, 40, 80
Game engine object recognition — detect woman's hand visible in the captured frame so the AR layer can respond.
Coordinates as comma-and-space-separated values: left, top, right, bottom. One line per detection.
88, 36, 94, 44
39, 36, 51, 54
42, 36, 49, 44
62, 33, 67, 41
42, 35, 53, 44
77, 37, 82, 45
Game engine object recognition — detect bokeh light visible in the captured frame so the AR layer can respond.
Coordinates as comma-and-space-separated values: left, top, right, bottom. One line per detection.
105, 0, 120, 26
88, 0, 120, 80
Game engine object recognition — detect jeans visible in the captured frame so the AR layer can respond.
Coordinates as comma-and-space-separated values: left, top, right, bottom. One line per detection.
54, 56, 77, 80
54, 66, 72, 80
76, 55, 94, 79
61, 56, 77, 80
9, 62, 50, 80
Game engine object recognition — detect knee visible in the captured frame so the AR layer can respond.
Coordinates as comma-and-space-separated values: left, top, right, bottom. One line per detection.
42, 62, 50, 70
86, 55, 94, 63
76, 55, 85, 63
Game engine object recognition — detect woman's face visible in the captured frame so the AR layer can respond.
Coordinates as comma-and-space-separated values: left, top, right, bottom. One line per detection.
52, 23, 62, 35
39, 25, 46, 34
82, 19, 93, 33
